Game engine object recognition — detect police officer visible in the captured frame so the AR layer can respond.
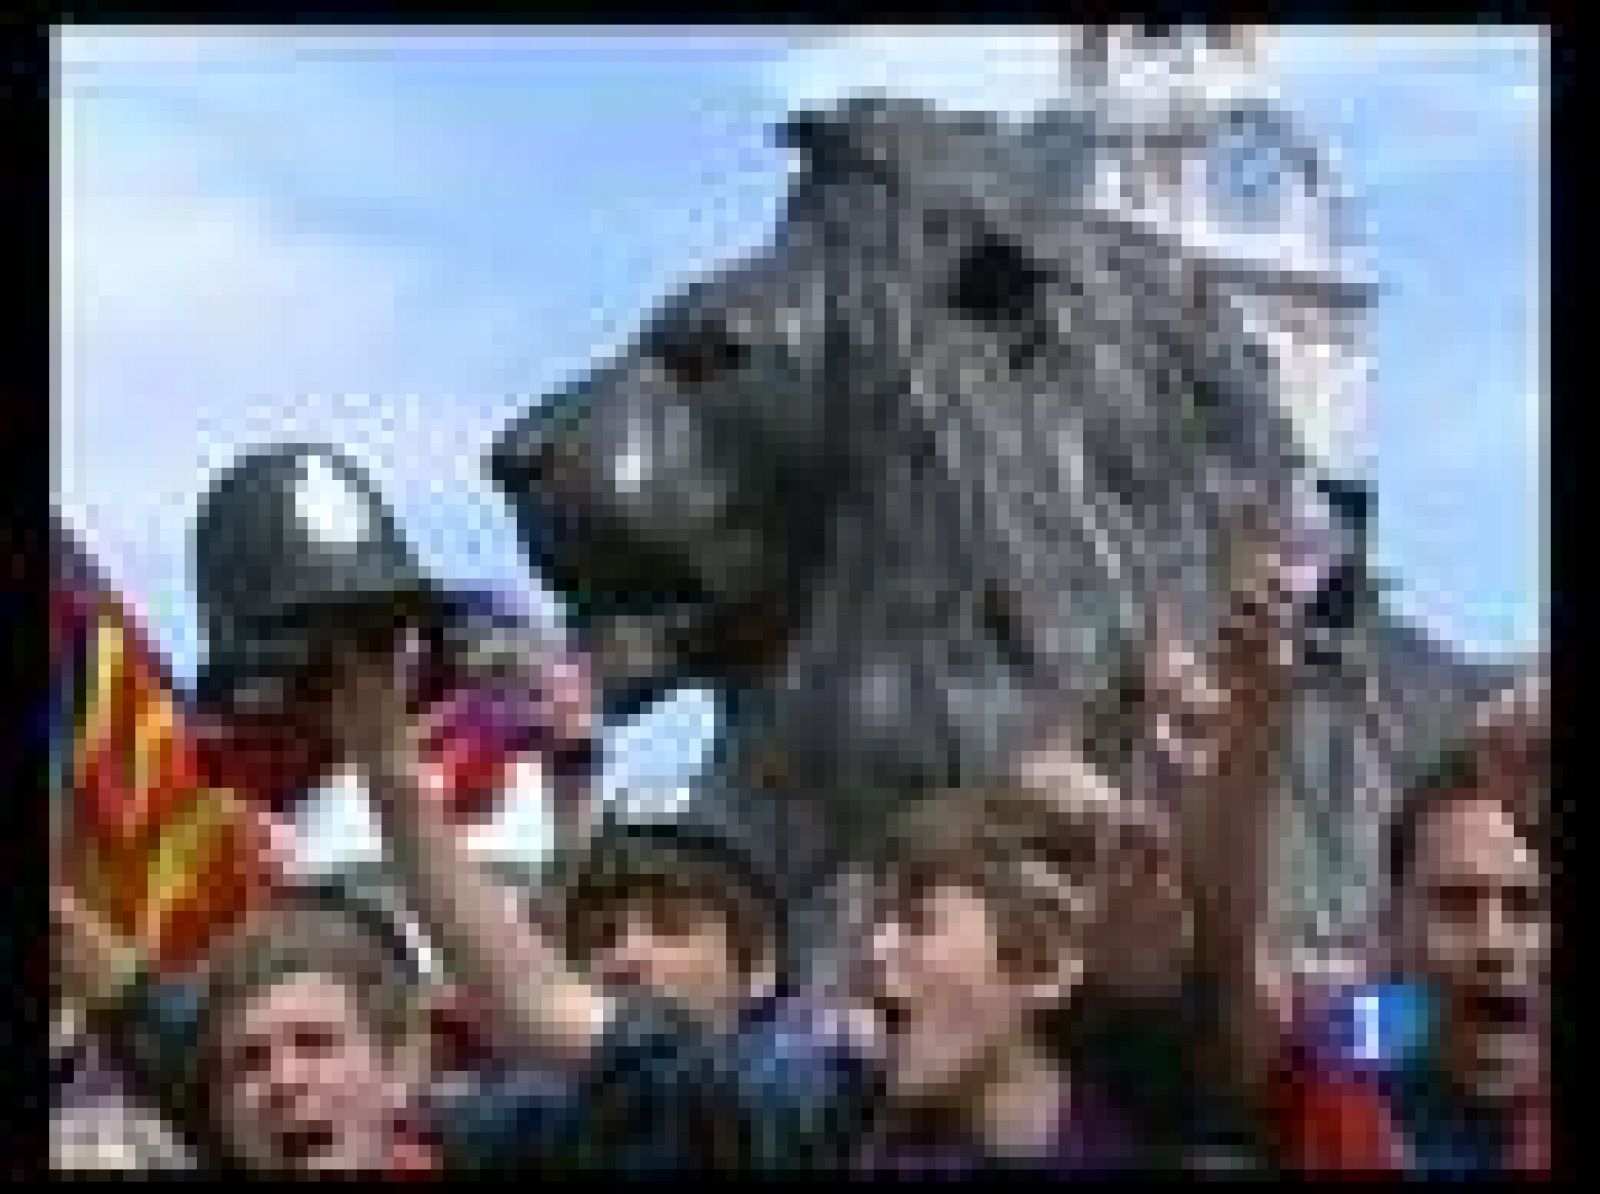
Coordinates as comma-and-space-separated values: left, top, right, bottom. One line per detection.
189, 443, 598, 839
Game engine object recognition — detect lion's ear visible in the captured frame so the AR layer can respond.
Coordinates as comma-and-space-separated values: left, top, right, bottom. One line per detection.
774, 106, 842, 157
774, 95, 968, 179
776, 96, 897, 176
776, 99, 862, 158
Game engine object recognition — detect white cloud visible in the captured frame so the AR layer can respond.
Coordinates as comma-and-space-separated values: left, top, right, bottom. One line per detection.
758, 26, 1547, 235
766, 27, 1070, 118
54, 28, 287, 70
1264, 25, 1544, 81
57, 179, 516, 597
1269, 27, 1542, 186
56, 79, 549, 681
764, 28, 1542, 165
55, 26, 758, 70
56, 30, 544, 238
765, 26, 1546, 121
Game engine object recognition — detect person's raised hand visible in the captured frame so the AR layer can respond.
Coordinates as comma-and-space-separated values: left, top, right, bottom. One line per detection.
1467, 664, 1548, 834
1472, 666, 1547, 780
1213, 538, 1300, 691
1144, 596, 1228, 783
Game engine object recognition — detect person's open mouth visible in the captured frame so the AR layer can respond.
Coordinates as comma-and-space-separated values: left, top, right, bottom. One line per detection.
1462, 988, 1535, 1033
873, 994, 910, 1041
277, 1122, 340, 1166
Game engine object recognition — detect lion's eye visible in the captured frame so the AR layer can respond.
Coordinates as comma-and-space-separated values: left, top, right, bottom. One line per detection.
658, 323, 748, 390
944, 232, 1049, 328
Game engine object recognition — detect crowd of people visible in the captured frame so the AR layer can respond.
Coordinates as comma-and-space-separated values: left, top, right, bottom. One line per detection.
51, 444, 1550, 1176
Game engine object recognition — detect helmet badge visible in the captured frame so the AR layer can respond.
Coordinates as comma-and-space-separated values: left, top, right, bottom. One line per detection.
294, 455, 373, 548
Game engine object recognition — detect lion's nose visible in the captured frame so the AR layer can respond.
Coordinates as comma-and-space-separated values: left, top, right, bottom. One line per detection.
487, 383, 593, 498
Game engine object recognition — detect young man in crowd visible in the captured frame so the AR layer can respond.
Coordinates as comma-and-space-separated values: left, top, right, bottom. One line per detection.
186, 902, 444, 1174
1263, 738, 1550, 1173
1164, 548, 1551, 1174
848, 786, 1137, 1174
56, 887, 441, 1174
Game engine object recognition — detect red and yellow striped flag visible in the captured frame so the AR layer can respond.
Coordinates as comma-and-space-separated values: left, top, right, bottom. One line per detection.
52, 531, 275, 976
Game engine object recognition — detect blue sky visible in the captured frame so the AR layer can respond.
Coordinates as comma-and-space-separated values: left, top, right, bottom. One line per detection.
54, 27, 1545, 869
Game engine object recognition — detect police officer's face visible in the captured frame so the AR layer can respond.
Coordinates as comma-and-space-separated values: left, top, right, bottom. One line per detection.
295, 623, 416, 764
1395, 795, 1548, 1101
210, 973, 409, 1174
263, 636, 390, 751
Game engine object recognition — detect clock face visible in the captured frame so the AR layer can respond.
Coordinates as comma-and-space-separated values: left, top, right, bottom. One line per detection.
1207, 110, 1296, 227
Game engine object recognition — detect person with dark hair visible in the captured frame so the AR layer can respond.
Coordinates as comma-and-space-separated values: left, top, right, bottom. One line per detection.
555, 816, 785, 1016
1162, 547, 1551, 1175
180, 902, 437, 1173
848, 786, 1139, 1175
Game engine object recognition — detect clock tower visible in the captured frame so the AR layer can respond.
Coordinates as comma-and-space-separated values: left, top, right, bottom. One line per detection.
1054, 25, 1375, 484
